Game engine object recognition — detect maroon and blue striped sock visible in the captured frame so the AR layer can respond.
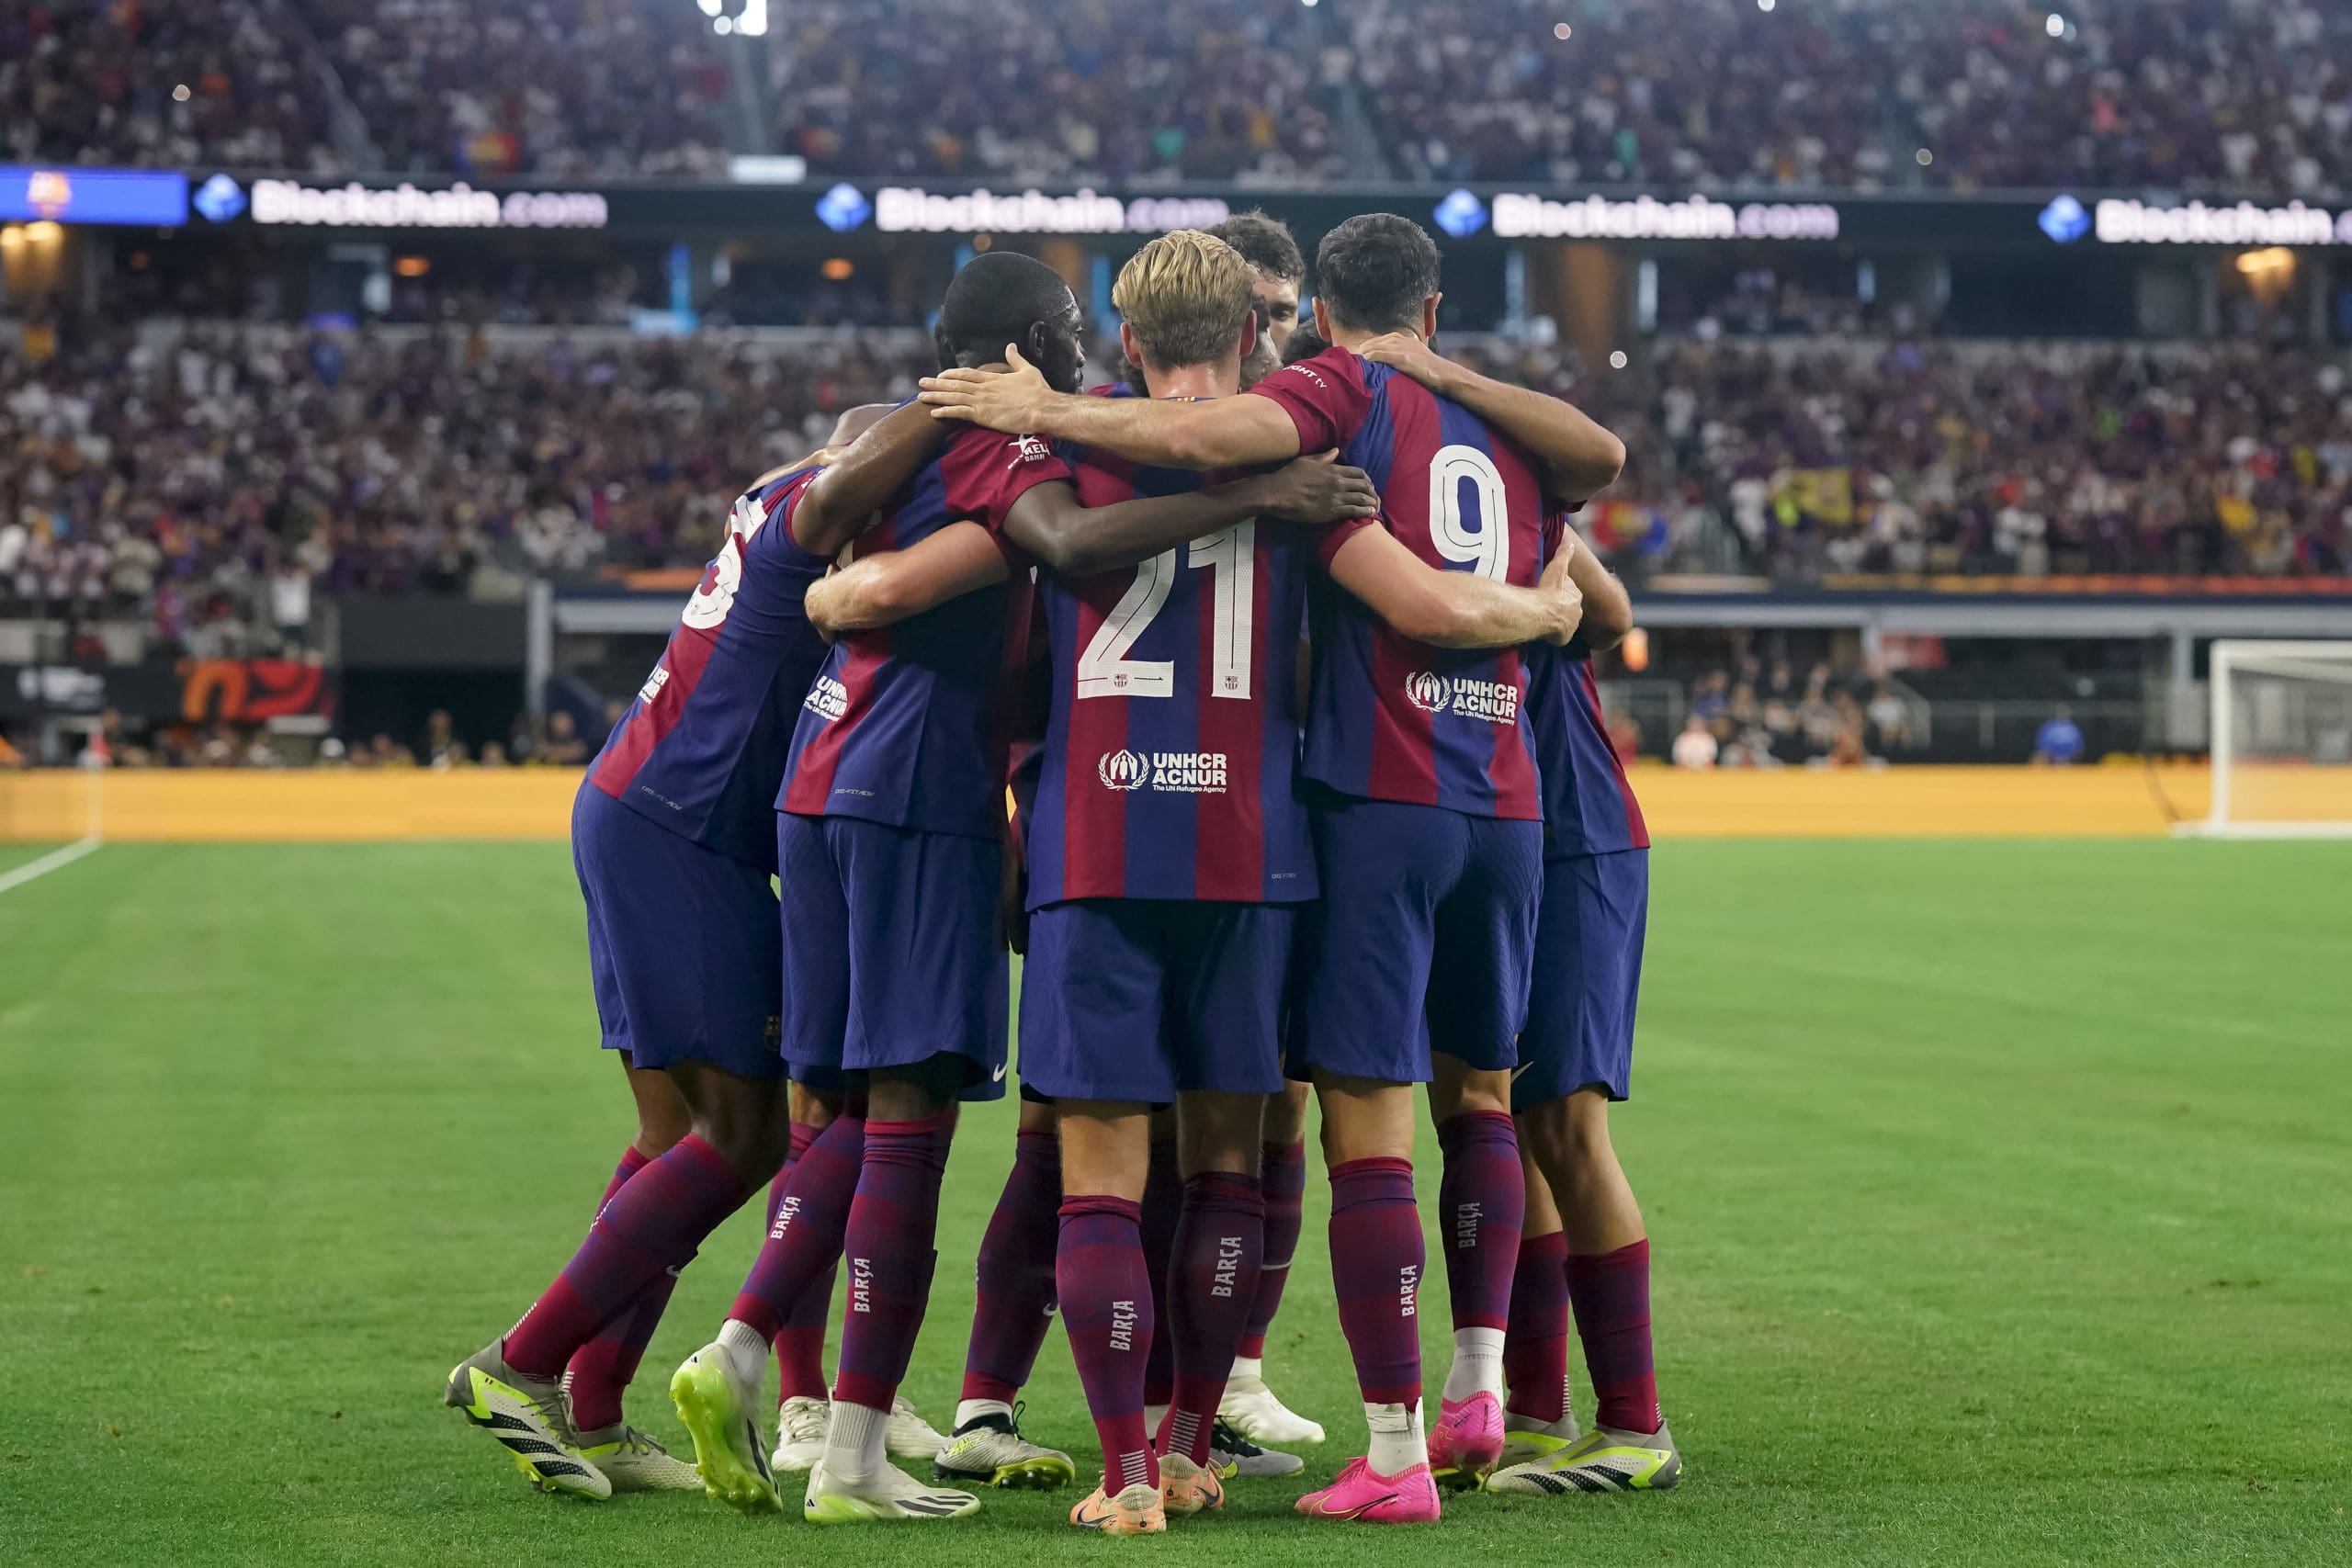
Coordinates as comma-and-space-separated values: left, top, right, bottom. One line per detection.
1137, 1137, 1180, 1411
1327, 1156, 1424, 1407
1238, 1139, 1306, 1360
503, 1134, 746, 1379
1436, 1110, 1523, 1334
729, 1113, 863, 1343
1503, 1230, 1571, 1425
1157, 1172, 1263, 1466
563, 1146, 675, 1431
766, 1122, 835, 1404
830, 1112, 955, 1414
1437, 1111, 1521, 1403
959, 1127, 1061, 1406
1567, 1238, 1659, 1435
1057, 1194, 1158, 1495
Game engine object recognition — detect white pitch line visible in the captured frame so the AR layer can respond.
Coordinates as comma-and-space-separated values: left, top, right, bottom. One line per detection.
0, 836, 101, 896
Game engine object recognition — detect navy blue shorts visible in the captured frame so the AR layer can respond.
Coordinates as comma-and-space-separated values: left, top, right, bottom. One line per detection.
1292, 796, 1543, 1084
777, 813, 1008, 1100
1516, 849, 1647, 1108
572, 783, 785, 1079
1019, 899, 1296, 1104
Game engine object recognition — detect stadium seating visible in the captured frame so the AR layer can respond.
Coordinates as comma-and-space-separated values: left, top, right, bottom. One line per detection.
6, 328, 2346, 648
7, 1, 2350, 192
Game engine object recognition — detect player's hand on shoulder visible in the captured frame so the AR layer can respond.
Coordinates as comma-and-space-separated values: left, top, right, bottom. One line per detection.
919, 344, 1052, 433
805, 567, 847, 641
1354, 332, 1456, 395
1251, 451, 1382, 525
1539, 537, 1586, 645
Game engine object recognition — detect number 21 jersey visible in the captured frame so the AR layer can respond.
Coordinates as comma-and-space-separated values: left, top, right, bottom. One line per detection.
1025, 448, 1317, 907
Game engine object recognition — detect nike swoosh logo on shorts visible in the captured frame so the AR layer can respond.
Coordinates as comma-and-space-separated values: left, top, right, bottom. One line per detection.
991, 1064, 1008, 1083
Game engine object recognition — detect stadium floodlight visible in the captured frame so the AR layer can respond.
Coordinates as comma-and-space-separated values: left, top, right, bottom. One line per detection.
2186, 641, 2352, 839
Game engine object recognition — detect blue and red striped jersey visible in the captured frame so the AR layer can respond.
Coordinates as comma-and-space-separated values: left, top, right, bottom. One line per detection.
779, 424, 1073, 839
1530, 513, 1647, 855
1249, 344, 1548, 821
1025, 448, 1317, 908
587, 463, 831, 872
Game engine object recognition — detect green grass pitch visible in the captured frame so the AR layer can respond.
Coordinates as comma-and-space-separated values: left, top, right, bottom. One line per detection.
3, 839, 2347, 1565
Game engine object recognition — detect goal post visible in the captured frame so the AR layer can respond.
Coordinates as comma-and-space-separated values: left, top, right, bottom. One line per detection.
2189, 640, 2352, 839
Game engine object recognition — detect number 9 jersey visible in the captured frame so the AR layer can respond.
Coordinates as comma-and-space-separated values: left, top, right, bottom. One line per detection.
1024, 448, 1319, 908
1249, 344, 1549, 821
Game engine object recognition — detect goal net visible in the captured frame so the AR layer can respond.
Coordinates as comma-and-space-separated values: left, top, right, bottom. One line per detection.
2194, 640, 2352, 838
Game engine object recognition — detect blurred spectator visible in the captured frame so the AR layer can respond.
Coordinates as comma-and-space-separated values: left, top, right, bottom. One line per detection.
537, 709, 588, 766
1671, 714, 1719, 770
2034, 705, 2087, 765
269, 558, 313, 651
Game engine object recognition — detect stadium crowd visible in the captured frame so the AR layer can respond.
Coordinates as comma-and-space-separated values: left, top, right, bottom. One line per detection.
6, 327, 2348, 648
7, 0, 2352, 192
1345, 0, 2352, 193
0, 327, 934, 642
1468, 337, 2352, 581
767, 0, 1341, 183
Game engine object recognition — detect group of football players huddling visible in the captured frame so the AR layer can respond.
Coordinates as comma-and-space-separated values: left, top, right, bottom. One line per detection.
445, 207, 1676, 1533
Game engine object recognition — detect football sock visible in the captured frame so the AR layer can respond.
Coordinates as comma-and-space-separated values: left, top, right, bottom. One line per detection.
716, 1316, 767, 1390
1436, 1109, 1524, 1340
774, 1271, 835, 1404
766, 1122, 836, 1404
959, 1126, 1061, 1406
1158, 1171, 1263, 1466
1328, 1156, 1423, 1408
503, 1134, 746, 1379
953, 1397, 1013, 1433
1503, 1230, 1572, 1425
1057, 1194, 1158, 1496
1364, 1398, 1428, 1476
1238, 1139, 1306, 1360
728, 1112, 863, 1345
1138, 1135, 1180, 1410
1567, 1237, 1660, 1434
564, 1146, 671, 1431
830, 1113, 954, 1414
820, 1394, 891, 1483
1442, 1326, 1507, 1405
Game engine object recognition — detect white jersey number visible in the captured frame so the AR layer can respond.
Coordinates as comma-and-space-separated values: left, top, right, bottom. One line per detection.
681, 492, 773, 631
1075, 521, 1257, 700
1430, 445, 1510, 581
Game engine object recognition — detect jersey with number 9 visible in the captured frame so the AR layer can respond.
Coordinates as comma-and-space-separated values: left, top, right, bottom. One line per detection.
1248, 344, 1548, 820
1024, 447, 1318, 907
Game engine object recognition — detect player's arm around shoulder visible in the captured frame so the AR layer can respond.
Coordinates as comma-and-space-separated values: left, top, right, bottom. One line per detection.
1002, 457, 1379, 580
1357, 333, 1625, 505
1556, 520, 1634, 653
920, 345, 1302, 470
804, 524, 1012, 637
1327, 524, 1584, 650
789, 400, 950, 558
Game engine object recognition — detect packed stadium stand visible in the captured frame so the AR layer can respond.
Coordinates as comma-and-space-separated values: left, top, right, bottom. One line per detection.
3, 0, 2349, 190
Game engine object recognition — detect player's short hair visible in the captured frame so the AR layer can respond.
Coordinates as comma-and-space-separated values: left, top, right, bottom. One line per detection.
1314, 213, 1442, 334
1280, 321, 1330, 367
1205, 210, 1306, 284
1112, 230, 1255, 371
935, 251, 1078, 368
